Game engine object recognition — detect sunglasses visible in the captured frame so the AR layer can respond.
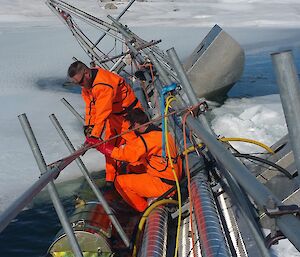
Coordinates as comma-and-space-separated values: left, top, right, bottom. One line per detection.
71, 71, 86, 85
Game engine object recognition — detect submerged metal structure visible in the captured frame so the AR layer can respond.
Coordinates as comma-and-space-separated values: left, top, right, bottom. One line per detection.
0, 1, 300, 257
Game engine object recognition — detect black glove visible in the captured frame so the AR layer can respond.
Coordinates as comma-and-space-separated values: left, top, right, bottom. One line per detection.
83, 125, 94, 137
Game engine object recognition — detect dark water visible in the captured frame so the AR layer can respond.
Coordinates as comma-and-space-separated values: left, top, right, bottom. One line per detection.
229, 48, 300, 98
36, 78, 82, 94
0, 198, 74, 257
0, 173, 138, 257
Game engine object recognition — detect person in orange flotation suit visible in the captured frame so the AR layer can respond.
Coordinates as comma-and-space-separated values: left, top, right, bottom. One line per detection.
68, 61, 142, 185
94, 108, 182, 212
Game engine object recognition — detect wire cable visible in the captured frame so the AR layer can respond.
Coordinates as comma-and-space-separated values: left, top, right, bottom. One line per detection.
165, 95, 182, 257
233, 153, 294, 179
182, 109, 197, 257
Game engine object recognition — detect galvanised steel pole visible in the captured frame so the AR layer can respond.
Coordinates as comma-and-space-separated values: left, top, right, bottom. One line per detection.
185, 115, 300, 251
107, 15, 145, 64
147, 52, 232, 257
49, 114, 130, 247
166, 47, 212, 132
149, 50, 300, 251
61, 98, 84, 124
18, 114, 84, 257
271, 50, 300, 184
47, 0, 119, 32
93, 0, 136, 48
0, 165, 59, 233
166, 47, 199, 106
166, 47, 271, 256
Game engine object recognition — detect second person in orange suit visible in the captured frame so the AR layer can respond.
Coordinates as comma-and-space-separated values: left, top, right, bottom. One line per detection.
95, 108, 182, 212
68, 61, 142, 185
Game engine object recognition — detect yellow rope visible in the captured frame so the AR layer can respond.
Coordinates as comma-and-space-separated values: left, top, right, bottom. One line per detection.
165, 95, 182, 257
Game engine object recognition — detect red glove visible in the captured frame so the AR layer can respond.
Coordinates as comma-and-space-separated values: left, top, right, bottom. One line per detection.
85, 136, 114, 156
96, 142, 114, 157
85, 136, 102, 146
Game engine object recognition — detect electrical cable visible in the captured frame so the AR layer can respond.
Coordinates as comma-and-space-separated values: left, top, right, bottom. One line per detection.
219, 137, 274, 154
182, 108, 198, 257
164, 95, 182, 257
233, 153, 294, 179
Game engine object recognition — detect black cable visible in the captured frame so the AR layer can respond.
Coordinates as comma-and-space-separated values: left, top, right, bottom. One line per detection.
240, 157, 281, 173
233, 153, 294, 179
186, 237, 201, 257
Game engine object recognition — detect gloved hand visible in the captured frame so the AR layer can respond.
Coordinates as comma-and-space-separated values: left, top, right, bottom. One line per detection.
96, 142, 114, 157
83, 125, 94, 137
85, 136, 102, 146
84, 136, 114, 156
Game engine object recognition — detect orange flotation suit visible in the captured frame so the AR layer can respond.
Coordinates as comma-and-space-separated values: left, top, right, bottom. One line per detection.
112, 125, 182, 212
82, 67, 142, 182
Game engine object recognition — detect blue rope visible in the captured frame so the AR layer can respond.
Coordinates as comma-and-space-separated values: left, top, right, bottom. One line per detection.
161, 83, 177, 158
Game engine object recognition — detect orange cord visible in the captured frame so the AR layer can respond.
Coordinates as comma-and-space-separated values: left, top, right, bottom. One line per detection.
182, 108, 197, 257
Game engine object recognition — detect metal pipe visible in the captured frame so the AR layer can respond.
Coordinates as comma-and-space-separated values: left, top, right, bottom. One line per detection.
107, 15, 145, 65
46, 1, 110, 69
148, 51, 230, 256
0, 166, 59, 233
99, 40, 162, 65
166, 47, 212, 132
191, 172, 232, 257
148, 50, 300, 251
48, 0, 118, 32
271, 50, 300, 184
138, 206, 168, 257
148, 52, 186, 106
219, 166, 271, 257
185, 114, 300, 251
148, 52, 172, 86
167, 47, 199, 106
109, 55, 126, 73
61, 98, 84, 124
18, 114, 84, 257
68, 24, 110, 69
49, 114, 130, 247
93, 0, 136, 48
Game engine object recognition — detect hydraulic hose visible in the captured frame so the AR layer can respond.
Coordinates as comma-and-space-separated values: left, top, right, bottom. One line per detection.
132, 199, 178, 257
219, 137, 275, 154
233, 153, 293, 179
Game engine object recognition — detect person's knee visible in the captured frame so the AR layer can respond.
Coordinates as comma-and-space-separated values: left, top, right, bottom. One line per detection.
115, 175, 126, 189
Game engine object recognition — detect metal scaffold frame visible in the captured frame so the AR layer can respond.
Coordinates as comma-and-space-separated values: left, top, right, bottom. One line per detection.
1, 1, 300, 257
